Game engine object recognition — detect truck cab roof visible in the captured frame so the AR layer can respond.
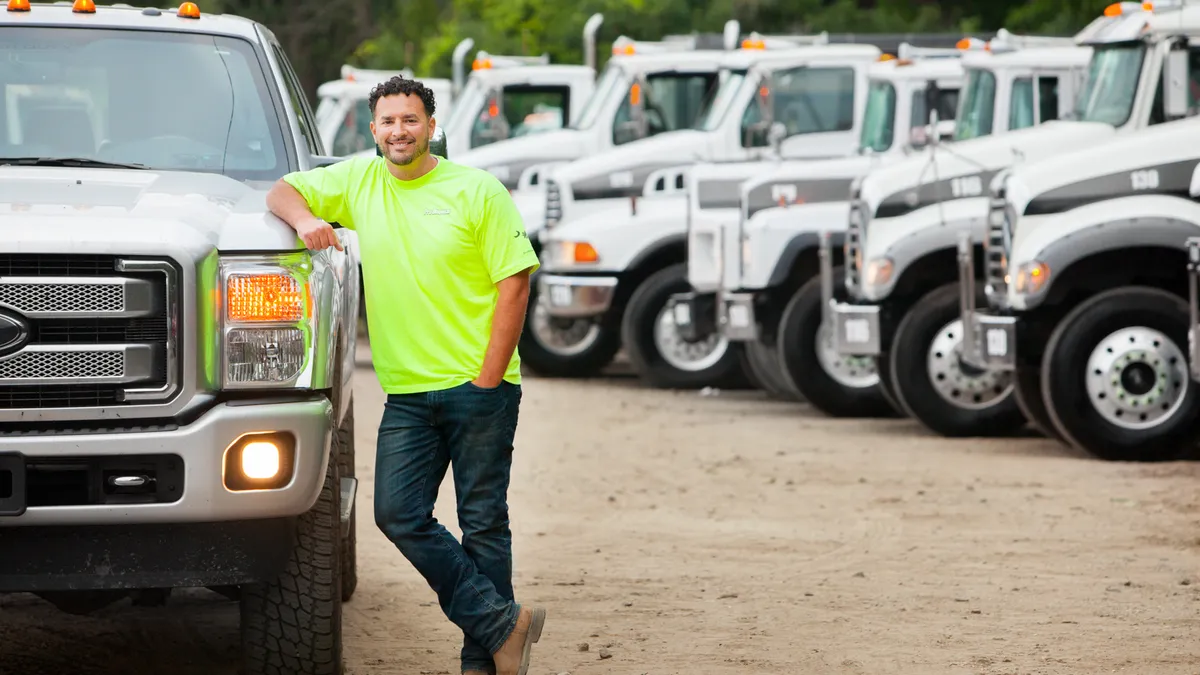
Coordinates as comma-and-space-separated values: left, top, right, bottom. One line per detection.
3, 1, 263, 38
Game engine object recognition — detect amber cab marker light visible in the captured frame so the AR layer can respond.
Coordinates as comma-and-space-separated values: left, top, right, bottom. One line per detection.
73, 0, 96, 13
178, 1, 200, 18
7, 0, 31, 12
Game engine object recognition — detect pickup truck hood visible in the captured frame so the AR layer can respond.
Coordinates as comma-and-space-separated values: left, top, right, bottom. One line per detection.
553, 130, 708, 192
0, 167, 300, 253
859, 121, 1115, 218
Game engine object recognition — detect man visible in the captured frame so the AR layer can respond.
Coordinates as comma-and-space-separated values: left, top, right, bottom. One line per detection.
265, 75, 545, 675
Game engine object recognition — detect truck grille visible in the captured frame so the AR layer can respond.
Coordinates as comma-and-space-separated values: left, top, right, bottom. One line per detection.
983, 196, 1011, 307
0, 255, 179, 411
844, 200, 866, 296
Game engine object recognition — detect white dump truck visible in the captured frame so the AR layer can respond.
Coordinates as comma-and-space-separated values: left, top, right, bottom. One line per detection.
677, 43, 967, 404
822, 5, 1170, 433
0, 3, 378, 673
533, 39, 882, 386
957, 17, 1200, 460
315, 64, 453, 156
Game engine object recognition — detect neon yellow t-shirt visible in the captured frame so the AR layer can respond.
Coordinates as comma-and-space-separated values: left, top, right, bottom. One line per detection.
282, 155, 540, 394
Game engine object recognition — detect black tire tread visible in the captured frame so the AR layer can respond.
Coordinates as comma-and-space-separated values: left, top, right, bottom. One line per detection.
336, 401, 357, 603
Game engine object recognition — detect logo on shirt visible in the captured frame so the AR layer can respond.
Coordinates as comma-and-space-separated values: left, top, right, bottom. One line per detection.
514, 229, 528, 239
424, 208, 451, 216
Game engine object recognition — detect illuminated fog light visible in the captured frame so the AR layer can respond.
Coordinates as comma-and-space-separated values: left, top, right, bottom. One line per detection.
241, 441, 281, 480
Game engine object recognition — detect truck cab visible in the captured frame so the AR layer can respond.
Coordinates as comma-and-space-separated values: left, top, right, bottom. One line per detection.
683, 45, 968, 403
315, 64, 453, 156
0, 4, 363, 673
531, 38, 882, 387
959, 2, 1200, 462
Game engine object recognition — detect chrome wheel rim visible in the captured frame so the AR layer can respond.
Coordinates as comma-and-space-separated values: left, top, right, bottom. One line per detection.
926, 319, 1013, 410
1085, 326, 1189, 430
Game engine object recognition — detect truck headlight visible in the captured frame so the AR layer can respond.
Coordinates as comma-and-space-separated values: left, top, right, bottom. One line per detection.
1013, 260, 1050, 296
218, 252, 316, 389
865, 257, 894, 288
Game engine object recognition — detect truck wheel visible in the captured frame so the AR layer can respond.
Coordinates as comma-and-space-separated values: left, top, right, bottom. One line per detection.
1041, 286, 1200, 462
743, 339, 803, 402
888, 282, 1025, 437
873, 351, 906, 416
241, 452, 343, 674
1013, 365, 1063, 441
336, 401, 357, 602
520, 285, 620, 378
776, 269, 892, 417
622, 263, 747, 389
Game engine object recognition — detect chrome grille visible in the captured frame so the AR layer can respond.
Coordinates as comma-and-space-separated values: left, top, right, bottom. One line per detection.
0, 255, 178, 411
844, 200, 866, 296
983, 197, 1011, 306
0, 280, 123, 314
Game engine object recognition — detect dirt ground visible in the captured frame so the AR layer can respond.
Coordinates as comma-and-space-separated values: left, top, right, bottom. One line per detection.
2, 344, 1200, 675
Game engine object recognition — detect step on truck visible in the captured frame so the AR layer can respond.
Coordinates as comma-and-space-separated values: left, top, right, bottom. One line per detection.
676, 42, 967, 404
0, 3, 369, 673
534, 37, 883, 388
821, 6, 1172, 433
957, 48, 1200, 461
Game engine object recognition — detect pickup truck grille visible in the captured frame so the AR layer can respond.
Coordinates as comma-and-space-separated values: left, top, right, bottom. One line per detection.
843, 200, 865, 296
0, 254, 179, 411
983, 197, 1011, 306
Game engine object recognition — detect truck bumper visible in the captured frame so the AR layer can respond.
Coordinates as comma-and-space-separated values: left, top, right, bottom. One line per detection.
0, 396, 334, 527
537, 273, 618, 319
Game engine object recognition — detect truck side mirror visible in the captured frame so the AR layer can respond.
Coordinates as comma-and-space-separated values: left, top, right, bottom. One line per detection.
615, 80, 649, 143
767, 121, 787, 153
431, 125, 448, 158
1164, 44, 1190, 119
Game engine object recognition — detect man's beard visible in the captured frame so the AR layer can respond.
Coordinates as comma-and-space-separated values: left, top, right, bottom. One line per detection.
381, 135, 428, 166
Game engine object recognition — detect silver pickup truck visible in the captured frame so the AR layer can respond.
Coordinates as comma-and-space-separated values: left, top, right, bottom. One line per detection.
0, 3, 433, 673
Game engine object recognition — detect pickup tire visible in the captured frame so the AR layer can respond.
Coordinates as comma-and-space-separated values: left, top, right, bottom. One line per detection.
1040, 286, 1200, 462
336, 400, 357, 602
888, 282, 1026, 437
776, 269, 893, 417
622, 263, 747, 389
240, 448, 343, 674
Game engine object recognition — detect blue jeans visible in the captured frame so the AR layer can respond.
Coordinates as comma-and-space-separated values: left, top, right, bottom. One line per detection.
374, 380, 523, 674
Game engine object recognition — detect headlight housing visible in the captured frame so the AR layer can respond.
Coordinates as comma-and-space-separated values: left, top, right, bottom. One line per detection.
1014, 260, 1050, 296
218, 252, 318, 390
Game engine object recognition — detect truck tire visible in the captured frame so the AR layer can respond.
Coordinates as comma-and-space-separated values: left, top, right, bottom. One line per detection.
873, 351, 906, 416
622, 263, 748, 389
776, 269, 893, 417
1013, 365, 1063, 441
241, 451, 343, 675
336, 400, 357, 602
888, 282, 1026, 437
519, 282, 621, 378
743, 339, 803, 402
1040, 286, 1200, 462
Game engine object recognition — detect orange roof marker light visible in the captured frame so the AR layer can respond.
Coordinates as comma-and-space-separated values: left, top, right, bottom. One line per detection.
741, 35, 767, 50
1104, 1, 1155, 16
178, 2, 200, 18
72, 0, 96, 13
6, 0, 31, 11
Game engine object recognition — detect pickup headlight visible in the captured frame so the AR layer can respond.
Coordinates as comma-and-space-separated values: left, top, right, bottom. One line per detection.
218, 252, 316, 389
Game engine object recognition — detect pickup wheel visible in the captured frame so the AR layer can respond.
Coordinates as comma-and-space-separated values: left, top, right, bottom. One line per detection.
241, 451, 343, 675
520, 283, 621, 378
622, 263, 748, 389
776, 269, 892, 417
888, 282, 1026, 437
1041, 286, 1200, 462
336, 400, 357, 602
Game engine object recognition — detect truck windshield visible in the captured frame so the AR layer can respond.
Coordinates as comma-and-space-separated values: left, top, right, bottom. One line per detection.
954, 68, 996, 140
1075, 43, 1145, 126
858, 80, 896, 153
0, 27, 289, 181
572, 63, 622, 130
699, 70, 748, 131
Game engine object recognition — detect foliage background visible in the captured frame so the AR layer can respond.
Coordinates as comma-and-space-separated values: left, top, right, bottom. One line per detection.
200, 0, 1120, 100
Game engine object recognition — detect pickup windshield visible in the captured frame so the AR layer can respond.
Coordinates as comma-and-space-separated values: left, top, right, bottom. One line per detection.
0, 27, 289, 181
954, 68, 996, 141
858, 80, 896, 153
1075, 43, 1145, 126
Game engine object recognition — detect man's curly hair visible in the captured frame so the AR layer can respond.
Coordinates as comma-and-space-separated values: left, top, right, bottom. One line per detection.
368, 76, 437, 119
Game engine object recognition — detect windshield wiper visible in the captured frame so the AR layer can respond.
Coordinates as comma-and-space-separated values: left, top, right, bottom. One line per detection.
0, 157, 151, 170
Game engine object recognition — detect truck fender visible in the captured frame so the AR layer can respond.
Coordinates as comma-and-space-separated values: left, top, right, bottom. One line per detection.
767, 231, 845, 289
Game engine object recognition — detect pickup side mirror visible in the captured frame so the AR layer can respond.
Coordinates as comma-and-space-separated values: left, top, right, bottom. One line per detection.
1164, 43, 1190, 119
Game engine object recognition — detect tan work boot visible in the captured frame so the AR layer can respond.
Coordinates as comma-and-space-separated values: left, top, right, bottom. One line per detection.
492, 605, 546, 675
